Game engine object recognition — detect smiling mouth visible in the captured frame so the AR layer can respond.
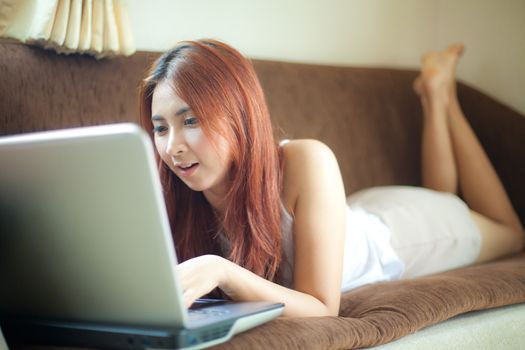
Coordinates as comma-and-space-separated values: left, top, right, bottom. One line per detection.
177, 163, 197, 169
176, 162, 199, 176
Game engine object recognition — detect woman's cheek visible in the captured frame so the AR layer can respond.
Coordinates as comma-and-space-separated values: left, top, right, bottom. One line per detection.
154, 139, 173, 170
185, 128, 203, 143
154, 138, 167, 159
185, 128, 212, 156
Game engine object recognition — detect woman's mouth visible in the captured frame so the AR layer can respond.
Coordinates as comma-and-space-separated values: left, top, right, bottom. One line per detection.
177, 162, 199, 177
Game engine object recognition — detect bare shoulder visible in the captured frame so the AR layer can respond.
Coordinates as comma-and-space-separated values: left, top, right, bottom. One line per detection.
281, 139, 336, 161
281, 139, 342, 214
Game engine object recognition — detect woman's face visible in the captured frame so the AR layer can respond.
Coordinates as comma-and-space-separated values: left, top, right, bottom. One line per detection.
151, 80, 232, 199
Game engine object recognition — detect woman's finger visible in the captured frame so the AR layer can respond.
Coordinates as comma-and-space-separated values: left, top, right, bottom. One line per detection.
183, 288, 195, 308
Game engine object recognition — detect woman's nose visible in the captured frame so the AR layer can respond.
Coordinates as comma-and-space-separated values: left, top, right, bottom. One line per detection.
166, 130, 187, 155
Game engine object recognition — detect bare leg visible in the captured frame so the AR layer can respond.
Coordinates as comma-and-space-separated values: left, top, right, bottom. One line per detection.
447, 80, 524, 261
413, 47, 460, 193
414, 44, 524, 262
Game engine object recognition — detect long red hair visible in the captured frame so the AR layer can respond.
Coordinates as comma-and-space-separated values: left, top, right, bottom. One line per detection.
139, 40, 282, 281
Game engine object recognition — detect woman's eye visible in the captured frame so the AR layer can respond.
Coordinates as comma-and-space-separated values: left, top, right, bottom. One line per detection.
152, 125, 168, 134
183, 117, 199, 126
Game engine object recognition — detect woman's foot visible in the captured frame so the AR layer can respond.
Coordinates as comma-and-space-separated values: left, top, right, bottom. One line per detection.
413, 43, 464, 106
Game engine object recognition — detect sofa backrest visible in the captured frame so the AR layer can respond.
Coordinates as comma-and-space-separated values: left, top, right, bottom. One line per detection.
1, 42, 524, 222
255, 60, 423, 193
0, 42, 153, 132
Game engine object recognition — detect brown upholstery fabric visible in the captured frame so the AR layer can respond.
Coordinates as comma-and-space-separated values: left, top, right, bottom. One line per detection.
0, 42, 156, 133
254, 60, 423, 194
1, 42, 525, 349
212, 253, 525, 349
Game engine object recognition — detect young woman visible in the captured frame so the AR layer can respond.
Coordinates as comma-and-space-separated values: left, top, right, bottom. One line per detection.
139, 40, 524, 317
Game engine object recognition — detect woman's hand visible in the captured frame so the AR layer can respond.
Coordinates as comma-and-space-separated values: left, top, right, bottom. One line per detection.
176, 254, 228, 308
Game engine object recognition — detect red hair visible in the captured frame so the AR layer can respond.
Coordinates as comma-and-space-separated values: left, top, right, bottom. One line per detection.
139, 40, 282, 281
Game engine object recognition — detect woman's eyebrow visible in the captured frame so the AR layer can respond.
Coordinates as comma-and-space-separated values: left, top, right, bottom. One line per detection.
151, 107, 191, 121
175, 106, 191, 116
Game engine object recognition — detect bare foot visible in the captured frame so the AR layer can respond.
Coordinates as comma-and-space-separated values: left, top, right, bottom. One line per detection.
413, 43, 464, 104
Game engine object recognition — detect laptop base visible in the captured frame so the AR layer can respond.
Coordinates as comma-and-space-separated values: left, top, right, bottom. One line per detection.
2, 306, 283, 350
2, 318, 231, 349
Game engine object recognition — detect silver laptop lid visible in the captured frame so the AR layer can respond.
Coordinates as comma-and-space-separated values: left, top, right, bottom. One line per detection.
0, 123, 189, 328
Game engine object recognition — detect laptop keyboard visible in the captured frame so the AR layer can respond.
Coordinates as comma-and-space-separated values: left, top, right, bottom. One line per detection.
188, 308, 232, 321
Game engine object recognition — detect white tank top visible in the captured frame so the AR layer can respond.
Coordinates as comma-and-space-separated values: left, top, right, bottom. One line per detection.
279, 203, 405, 292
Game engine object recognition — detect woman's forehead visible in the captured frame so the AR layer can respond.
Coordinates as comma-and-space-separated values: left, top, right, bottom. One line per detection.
152, 81, 190, 111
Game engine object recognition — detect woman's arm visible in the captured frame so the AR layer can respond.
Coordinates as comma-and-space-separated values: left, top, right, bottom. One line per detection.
178, 140, 347, 317
280, 139, 347, 315
178, 254, 338, 317
221, 255, 340, 317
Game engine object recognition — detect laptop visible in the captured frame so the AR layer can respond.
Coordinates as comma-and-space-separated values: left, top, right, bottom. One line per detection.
0, 123, 284, 349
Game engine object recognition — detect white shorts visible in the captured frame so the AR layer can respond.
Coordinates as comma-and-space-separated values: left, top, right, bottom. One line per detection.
347, 186, 482, 278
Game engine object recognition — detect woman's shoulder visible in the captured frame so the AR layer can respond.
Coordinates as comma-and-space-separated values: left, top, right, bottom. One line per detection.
281, 139, 336, 161
280, 139, 340, 215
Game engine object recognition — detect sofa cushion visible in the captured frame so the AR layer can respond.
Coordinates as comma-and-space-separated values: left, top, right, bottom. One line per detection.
212, 252, 525, 349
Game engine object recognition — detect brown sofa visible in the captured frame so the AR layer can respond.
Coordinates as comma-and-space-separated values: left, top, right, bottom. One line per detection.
1, 41, 525, 349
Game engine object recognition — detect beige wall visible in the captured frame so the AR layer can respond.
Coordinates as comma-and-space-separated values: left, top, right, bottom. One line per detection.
435, 0, 525, 115
127, 0, 525, 115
